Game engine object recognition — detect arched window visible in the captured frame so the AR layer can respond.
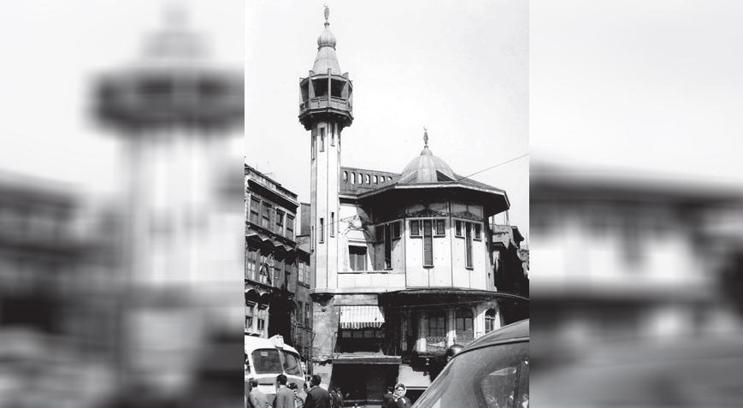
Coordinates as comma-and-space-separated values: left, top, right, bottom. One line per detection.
350, 172, 356, 184
365, 174, 370, 184
343, 171, 348, 182
485, 308, 497, 333
388, 176, 393, 182
373, 175, 378, 184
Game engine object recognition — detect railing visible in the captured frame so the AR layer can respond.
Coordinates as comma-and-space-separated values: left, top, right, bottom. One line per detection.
299, 96, 351, 112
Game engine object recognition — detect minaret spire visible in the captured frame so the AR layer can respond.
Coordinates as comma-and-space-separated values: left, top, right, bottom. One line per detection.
423, 126, 429, 148
324, 5, 330, 27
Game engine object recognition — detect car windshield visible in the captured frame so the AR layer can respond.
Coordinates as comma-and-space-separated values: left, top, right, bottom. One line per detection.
282, 350, 302, 375
412, 342, 529, 408
252, 348, 283, 374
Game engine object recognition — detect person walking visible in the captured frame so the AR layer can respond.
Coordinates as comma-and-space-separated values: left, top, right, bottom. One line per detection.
393, 383, 411, 408
273, 374, 295, 408
303, 375, 331, 408
249, 379, 270, 408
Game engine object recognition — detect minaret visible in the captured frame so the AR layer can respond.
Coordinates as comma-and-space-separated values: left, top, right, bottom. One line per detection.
299, 6, 353, 292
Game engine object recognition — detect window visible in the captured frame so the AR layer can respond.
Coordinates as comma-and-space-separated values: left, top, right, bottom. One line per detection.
330, 212, 335, 237
245, 303, 255, 329
428, 311, 446, 338
286, 215, 295, 239
373, 175, 378, 184
297, 302, 304, 326
455, 308, 474, 333
351, 173, 355, 184
257, 318, 266, 332
384, 224, 392, 269
305, 303, 311, 327
365, 174, 370, 184
435, 219, 446, 236
311, 135, 316, 161
246, 250, 257, 280
485, 308, 497, 333
343, 171, 348, 182
330, 127, 335, 146
375, 225, 384, 243
252, 349, 281, 374
282, 351, 302, 375
319, 217, 324, 244
262, 202, 271, 229
311, 226, 315, 251
465, 222, 473, 269
275, 209, 284, 234
455, 220, 463, 237
319, 128, 325, 152
410, 220, 421, 237
391, 221, 401, 239
349, 246, 367, 271
423, 220, 433, 267
259, 264, 270, 284
474, 223, 482, 241
250, 197, 260, 224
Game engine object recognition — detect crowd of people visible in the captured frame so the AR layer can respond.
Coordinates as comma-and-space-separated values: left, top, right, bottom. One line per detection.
246, 374, 412, 408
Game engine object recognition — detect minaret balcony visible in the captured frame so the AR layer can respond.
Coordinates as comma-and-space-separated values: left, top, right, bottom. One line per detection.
298, 95, 354, 129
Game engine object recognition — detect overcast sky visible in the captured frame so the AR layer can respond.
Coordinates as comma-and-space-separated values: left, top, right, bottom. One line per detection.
3, 1, 743, 240
246, 0, 529, 235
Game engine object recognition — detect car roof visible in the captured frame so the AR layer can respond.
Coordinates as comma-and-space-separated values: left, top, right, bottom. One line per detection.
463, 319, 529, 350
245, 335, 300, 355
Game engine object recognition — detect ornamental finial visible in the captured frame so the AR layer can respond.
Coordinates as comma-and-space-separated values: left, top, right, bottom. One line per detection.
323, 5, 330, 26
423, 126, 429, 148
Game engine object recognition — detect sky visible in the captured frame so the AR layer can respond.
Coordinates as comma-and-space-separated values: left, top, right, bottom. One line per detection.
3, 1, 743, 240
531, 0, 743, 187
245, 0, 530, 236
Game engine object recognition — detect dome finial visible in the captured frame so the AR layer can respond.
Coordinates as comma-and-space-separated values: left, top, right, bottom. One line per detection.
323, 5, 330, 27
423, 126, 429, 148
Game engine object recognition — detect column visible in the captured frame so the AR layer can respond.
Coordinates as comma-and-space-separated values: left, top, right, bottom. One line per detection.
446, 309, 456, 347
416, 311, 427, 353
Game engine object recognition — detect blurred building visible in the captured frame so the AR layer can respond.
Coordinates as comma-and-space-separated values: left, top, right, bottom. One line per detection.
0, 172, 120, 407
95, 6, 243, 404
531, 164, 743, 359
244, 164, 313, 362
295, 9, 525, 404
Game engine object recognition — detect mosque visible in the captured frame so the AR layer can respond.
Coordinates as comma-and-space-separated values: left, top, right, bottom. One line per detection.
298, 7, 522, 404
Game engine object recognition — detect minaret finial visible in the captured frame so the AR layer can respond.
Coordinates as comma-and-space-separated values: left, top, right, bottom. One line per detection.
423, 126, 429, 148
323, 5, 330, 27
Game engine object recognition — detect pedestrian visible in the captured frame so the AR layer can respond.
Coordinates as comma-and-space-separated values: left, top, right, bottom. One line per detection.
288, 382, 304, 408
393, 383, 411, 408
249, 378, 270, 408
273, 374, 295, 408
331, 387, 343, 408
382, 386, 396, 408
303, 375, 331, 408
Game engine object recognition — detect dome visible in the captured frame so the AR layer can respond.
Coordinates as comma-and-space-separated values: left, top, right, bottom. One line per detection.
399, 146, 456, 184
317, 24, 337, 49
311, 9, 341, 75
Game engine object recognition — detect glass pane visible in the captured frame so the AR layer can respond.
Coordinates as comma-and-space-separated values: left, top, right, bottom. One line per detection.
282, 351, 302, 375
252, 348, 283, 374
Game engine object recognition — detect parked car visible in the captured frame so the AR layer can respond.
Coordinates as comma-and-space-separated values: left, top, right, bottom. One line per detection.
412, 320, 529, 408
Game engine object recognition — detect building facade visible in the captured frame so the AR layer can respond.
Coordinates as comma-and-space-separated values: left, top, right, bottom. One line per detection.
298, 9, 523, 403
245, 164, 313, 362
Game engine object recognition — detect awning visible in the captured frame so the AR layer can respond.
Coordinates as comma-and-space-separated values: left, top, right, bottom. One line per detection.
339, 305, 385, 329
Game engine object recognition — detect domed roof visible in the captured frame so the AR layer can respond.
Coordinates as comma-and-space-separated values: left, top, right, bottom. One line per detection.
399, 146, 456, 184
311, 8, 341, 75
